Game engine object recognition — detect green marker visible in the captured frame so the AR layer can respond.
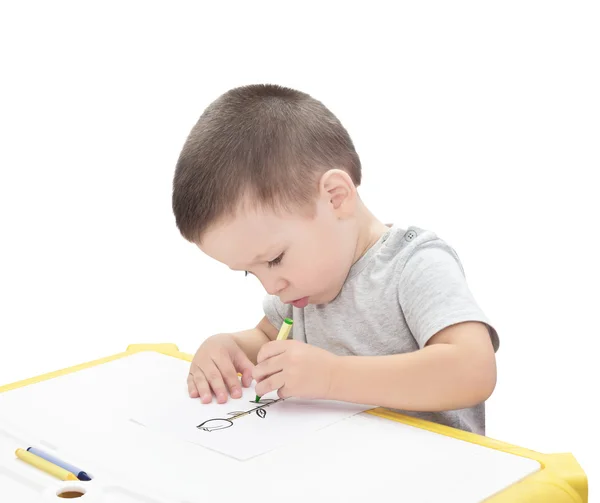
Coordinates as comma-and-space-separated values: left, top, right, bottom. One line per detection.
255, 318, 293, 402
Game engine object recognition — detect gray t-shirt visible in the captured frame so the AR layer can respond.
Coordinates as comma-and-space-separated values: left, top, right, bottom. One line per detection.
263, 224, 499, 435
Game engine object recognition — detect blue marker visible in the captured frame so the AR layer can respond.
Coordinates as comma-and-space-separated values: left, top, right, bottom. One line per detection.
26, 447, 92, 481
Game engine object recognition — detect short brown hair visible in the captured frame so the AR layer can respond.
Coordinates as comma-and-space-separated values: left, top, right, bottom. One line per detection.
172, 84, 361, 243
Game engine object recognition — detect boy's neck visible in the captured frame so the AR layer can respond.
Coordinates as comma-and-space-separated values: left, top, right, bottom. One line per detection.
351, 201, 390, 265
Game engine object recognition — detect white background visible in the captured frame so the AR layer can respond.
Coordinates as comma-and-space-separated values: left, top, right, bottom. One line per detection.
1, 1, 598, 499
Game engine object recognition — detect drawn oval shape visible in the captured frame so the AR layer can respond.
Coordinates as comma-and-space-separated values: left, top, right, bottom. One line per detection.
256, 408, 267, 419
196, 418, 233, 432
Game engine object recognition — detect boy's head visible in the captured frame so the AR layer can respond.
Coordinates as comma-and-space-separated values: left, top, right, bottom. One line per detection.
172, 84, 366, 306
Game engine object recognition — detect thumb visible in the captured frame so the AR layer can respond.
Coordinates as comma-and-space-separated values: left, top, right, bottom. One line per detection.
232, 346, 254, 388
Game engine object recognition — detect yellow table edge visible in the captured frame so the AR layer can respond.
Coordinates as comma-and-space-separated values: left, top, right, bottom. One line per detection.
0, 343, 587, 503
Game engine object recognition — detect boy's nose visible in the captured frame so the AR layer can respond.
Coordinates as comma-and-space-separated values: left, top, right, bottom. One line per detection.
264, 278, 287, 296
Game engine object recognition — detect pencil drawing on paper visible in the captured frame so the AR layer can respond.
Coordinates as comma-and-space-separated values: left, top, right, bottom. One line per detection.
196, 398, 284, 432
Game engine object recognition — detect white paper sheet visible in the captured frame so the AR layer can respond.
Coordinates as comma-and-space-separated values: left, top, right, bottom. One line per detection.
130, 357, 372, 460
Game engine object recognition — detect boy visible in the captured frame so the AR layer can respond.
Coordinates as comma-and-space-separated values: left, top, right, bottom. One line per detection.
172, 84, 499, 435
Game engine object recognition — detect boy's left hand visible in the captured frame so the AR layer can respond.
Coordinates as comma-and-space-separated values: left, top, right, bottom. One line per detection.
253, 340, 338, 399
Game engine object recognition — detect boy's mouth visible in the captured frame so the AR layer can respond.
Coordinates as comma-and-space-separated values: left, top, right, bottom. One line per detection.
288, 297, 309, 308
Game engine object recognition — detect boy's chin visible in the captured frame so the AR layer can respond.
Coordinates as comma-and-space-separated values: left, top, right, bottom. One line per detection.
305, 291, 338, 306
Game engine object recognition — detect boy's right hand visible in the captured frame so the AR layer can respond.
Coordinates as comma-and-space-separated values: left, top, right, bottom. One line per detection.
187, 334, 254, 404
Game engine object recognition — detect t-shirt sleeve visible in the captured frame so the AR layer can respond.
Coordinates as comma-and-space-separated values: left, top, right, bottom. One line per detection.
398, 243, 499, 351
262, 294, 293, 336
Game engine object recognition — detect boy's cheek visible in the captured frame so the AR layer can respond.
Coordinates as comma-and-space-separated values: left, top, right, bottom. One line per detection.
297, 266, 335, 294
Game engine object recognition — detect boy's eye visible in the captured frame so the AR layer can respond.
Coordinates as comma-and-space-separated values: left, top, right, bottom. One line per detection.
267, 252, 285, 268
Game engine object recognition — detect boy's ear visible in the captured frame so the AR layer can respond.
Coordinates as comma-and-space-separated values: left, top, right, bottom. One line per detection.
319, 169, 357, 217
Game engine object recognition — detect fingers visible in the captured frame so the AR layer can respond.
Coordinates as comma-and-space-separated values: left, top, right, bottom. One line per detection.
187, 368, 212, 404
212, 352, 243, 399
277, 386, 291, 399
253, 354, 283, 382
256, 340, 288, 364
232, 347, 255, 388
240, 367, 254, 388
188, 336, 269, 403
187, 373, 199, 398
255, 372, 285, 397
196, 359, 229, 404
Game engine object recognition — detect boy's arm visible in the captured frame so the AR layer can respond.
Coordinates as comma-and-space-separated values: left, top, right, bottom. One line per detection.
327, 321, 496, 411
232, 316, 279, 364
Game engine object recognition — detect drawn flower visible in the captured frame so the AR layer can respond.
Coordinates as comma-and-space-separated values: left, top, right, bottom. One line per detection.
196, 398, 284, 432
